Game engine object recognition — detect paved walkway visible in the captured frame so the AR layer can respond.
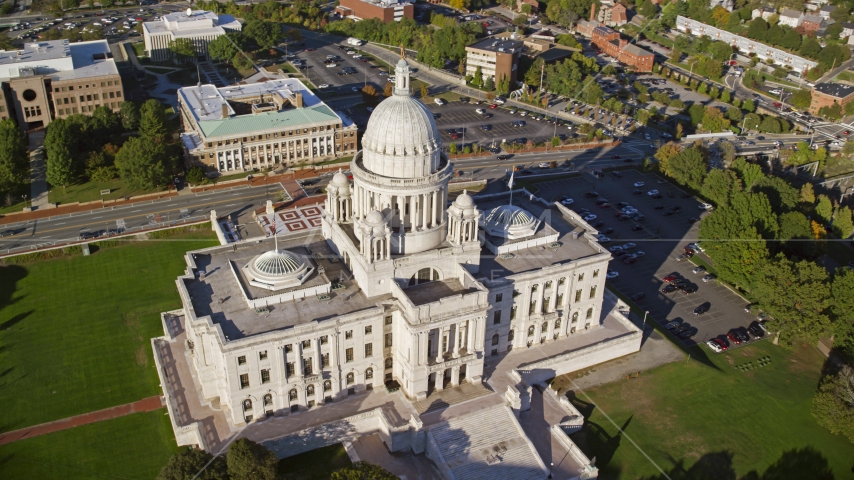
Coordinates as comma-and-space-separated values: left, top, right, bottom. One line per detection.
0, 396, 163, 445
28, 130, 47, 210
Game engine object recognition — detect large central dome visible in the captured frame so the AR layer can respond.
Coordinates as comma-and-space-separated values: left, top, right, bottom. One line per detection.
361, 58, 442, 178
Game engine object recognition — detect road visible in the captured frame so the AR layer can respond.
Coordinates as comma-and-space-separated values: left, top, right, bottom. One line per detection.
0, 183, 287, 255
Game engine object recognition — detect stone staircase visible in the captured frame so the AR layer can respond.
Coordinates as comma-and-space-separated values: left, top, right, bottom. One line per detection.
413, 382, 493, 414
427, 405, 547, 480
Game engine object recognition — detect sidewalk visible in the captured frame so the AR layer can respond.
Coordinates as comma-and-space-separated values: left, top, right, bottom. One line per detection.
0, 396, 163, 445
28, 130, 47, 210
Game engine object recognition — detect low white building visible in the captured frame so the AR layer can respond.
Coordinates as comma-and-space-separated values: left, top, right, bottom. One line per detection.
676, 16, 818, 73
751, 6, 776, 20
143, 9, 241, 62
777, 8, 804, 28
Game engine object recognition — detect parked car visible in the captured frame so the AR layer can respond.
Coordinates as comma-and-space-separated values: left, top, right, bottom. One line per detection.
633, 181, 645, 187
693, 303, 710, 315
699, 203, 713, 210
665, 320, 681, 329
681, 285, 697, 294
726, 331, 742, 345
663, 274, 679, 283
712, 337, 729, 351
606, 270, 619, 279
702, 274, 716, 283
661, 284, 677, 293
706, 340, 723, 353
630, 292, 646, 301
692, 266, 706, 275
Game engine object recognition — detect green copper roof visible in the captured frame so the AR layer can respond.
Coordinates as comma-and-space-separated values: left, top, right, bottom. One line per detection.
198, 104, 341, 138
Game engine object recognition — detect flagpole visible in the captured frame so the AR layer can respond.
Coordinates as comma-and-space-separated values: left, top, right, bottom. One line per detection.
508, 169, 515, 206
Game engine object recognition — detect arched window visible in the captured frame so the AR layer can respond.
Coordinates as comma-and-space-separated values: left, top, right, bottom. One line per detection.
347, 372, 355, 384
528, 325, 535, 336
492, 333, 499, 345
289, 389, 298, 401
542, 321, 548, 333
324, 380, 332, 392
408, 267, 440, 286
263, 394, 272, 406
385, 357, 393, 369
586, 307, 593, 319
306, 385, 315, 397
242, 399, 253, 411
555, 318, 561, 329
508, 330, 515, 341
572, 312, 579, 322
366, 368, 374, 379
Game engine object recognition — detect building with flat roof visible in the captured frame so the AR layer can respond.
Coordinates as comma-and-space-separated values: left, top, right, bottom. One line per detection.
676, 16, 818, 72
810, 82, 854, 114
465, 37, 522, 85
334, 0, 413, 22
590, 25, 654, 72
178, 78, 358, 173
143, 9, 241, 62
592, 0, 627, 27
0, 39, 123, 130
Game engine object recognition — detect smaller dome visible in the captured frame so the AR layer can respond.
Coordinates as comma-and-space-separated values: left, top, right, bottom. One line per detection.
455, 190, 474, 208
331, 170, 350, 188
365, 210, 384, 225
253, 250, 305, 276
482, 205, 540, 240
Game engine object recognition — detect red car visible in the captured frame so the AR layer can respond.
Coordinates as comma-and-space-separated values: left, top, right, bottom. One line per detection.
713, 338, 729, 351
845, 130, 851, 135
726, 332, 741, 345
663, 274, 679, 283
490, 104, 498, 109
773, 102, 782, 108
600, 203, 611, 208
305, 48, 315, 51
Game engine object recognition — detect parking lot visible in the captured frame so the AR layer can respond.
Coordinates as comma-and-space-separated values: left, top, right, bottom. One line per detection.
534, 169, 760, 351
290, 40, 391, 97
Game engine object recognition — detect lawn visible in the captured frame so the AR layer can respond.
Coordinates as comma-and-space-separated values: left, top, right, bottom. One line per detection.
0, 229, 218, 431
566, 340, 854, 479
0, 410, 181, 480
131, 42, 146, 59
145, 66, 177, 74
278, 443, 352, 479
48, 178, 168, 205
0, 182, 31, 215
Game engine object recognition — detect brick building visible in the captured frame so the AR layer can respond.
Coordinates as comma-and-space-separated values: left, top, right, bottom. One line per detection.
592, 1, 627, 27
465, 38, 523, 85
800, 14, 823, 35
590, 26, 654, 72
335, 0, 413, 22
809, 82, 854, 115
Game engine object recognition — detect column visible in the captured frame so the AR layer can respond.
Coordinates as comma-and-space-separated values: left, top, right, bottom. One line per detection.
410, 196, 417, 231
397, 195, 405, 232
452, 323, 461, 358
295, 342, 304, 376
422, 193, 428, 229
330, 333, 339, 369
314, 339, 321, 374
434, 371, 444, 392
419, 331, 428, 366
386, 233, 391, 258
450, 366, 460, 387
467, 318, 477, 353
435, 329, 443, 364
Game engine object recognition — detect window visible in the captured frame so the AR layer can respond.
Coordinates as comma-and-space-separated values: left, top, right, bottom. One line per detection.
508, 330, 515, 341
346, 348, 354, 362
243, 399, 252, 411
239, 374, 249, 389
302, 339, 311, 348
264, 394, 272, 406
493, 310, 502, 324
511, 306, 517, 320
303, 358, 313, 375
531, 284, 538, 292
527, 325, 535, 336
590, 286, 597, 299
284, 344, 292, 353
558, 277, 566, 286
306, 385, 315, 397
543, 297, 550, 313
365, 326, 372, 335
366, 368, 373, 379
496, 293, 503, 302
286, 362, 295, 376
365, 343, 373, 357
324, 380, 332, 392
346, 373, 354, 384
578, 273, 585, 281
385, 315, 393, 325
529, 300, 537, 315
259, 351, 268, 361
345, 330, 353, 339
575, 289, 582, 303
261, 369, 270, 384
555, 318, 562, 329
492, 333, 499, 345
237, 356, 246, 365
289, 389, 298, 400
385, 333, 392, 347
542, 321, 548, 334
593, 269, 599, 278
320, 336, 328, 345
586, 308, 594, 319
385, 357, 393, 369
545, 281, 552, 289
557, 293, 564, 306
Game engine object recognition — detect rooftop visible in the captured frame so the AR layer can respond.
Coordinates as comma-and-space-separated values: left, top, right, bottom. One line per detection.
779, 8, 802, 18
468, 37, 524, 54
0, 39, 118, 81
184, 237, 391, 340
143, 9, 240, 36
404, 278, 479, 306
813, 82, 854, 99
622, 43, 653, 57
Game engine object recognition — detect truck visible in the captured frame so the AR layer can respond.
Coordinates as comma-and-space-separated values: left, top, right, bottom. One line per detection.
346, 37, 363, 46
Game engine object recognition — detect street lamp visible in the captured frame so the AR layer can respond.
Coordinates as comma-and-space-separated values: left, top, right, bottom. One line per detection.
643, 310, 648, 329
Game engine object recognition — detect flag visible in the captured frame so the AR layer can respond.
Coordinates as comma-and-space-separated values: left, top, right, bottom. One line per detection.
508, 170, 515, 190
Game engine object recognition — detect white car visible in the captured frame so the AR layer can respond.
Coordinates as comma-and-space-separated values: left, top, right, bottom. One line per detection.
352, 87, 360, 92
538, 162, 550, 168
769, 89, 781, 95
561, 198, 574, 205
347, 50, 357, 55
706, 340, 723, 353
633, 181, 645, 187
699, 203, 713, 210
326, 63, 337, 68
609, 245, 624, 252
644, 133, 651, 140
519, 111, 528, 116
606, 271, 619, 279
317, 84, 330, 88
366, 107, 374, 112
583, 214, 597, 221
621, 242, 636, 250
476, 108, 485, 114
647, 190, 659, 196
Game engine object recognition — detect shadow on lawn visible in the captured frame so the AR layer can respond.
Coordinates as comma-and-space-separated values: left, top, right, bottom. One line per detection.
0, 265, 27, 312
637, 447, 835, 480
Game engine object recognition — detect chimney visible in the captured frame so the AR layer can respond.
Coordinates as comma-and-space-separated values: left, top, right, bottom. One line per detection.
221, 104, 228, 118
294, 92, 303, 108
590, 3, 596, 21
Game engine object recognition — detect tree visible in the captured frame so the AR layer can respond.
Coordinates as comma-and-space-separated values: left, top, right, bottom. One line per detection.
726, 106, 742, 122
718, 141, 737, 164
331, 461, 398, 480
169, 38, 196, 63
779, 29, 802, 51
759, 115, 782, 133
700, 169, 738, 206
244, 20, 280, 50
484, 75, 495, 91
688, 103, 705, 126
742, 98, 755, 112
0, 119, 29, 196
157, 448, 228, 480
638, 0, 656, 17
743, 113, 762, 132
700, 106, 731, 133
45, 118, 76, 189
730, 157, 763, 189
765, 25, 785, 45
419, 84, 428, 99
675, 123, 684, 141
383, 82, 394, 97
721, 89, 731, 103
799, 37, 822, 59
472, 66, 483, 87
449, 142, 457, 154
833, 206, 853, 239
800, 183, 816, 204
746, 18, 768, 40
226, 438, 278, 480
831, 269, 854, 352
812, 365, 854, 443
778, 210, 815, 258
114, 136, 170, 191
90, 106, 121, 137
139, 99, 167, 141
655, 141, 682, 174
816, 194, 833, 224
667, 146, 708, 191
208, 33, 241, 62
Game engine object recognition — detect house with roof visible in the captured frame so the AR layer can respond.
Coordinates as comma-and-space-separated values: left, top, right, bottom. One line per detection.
820, 4, 836, 19
810, 82, 854, 114
752, 6, 776, 20
801, 13, 824, 35
778, 8, 804, 28
841, 22, 854, 38
590, 25, 654, 72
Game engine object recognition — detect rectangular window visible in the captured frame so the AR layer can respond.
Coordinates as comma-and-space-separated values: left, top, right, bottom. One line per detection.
385, 315, 392, 325
303, 358, 313, 375
511, 305, 517, 320
385, 333, 392, 347
346, 348, 354, 362
261, 369, 270, 384
345, 330, 353, 339
237, 355, 246, 365
557, 293, 564, 306
578, 273, 585, 281
320, 335, 328, 345
116, 91, 121, 97
86, 94, 92, 101
286, 362, 295, 376
529, 300, 537, 315
543, 297, 550, 313
79, 96, 84, 102
575, 290, 582, 302
284, 344, 292, 353
593, 269, 599, 278
239, 374, 249, 389
259, 351, 267, 361
493, 310, 502, 324
322, 353, 329, 367
109, 91, 114, 98
365, 326, 372, 335
302, 339, 311, 348
365, 343, 373, 357
545, 281, 552, 289
590, 286, 597, 298
558, 277, 566, 286
496, 293, 503, 302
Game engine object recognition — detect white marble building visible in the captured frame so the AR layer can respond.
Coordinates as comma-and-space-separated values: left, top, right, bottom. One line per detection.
143, 9, 241, 62
170, 55, 615, 429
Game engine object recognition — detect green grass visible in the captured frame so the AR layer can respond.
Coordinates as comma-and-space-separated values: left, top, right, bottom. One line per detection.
0, 182, 31, 215
131, 42, 146, 59
0, 410, 181, 480
314, 156, 354, 167
514, 173, 581, 194
48, 178, 167, 205
144, 66, 176, 74
278, 443, 352, 480
0, 230, 219, 431
566, 341, 854, 479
